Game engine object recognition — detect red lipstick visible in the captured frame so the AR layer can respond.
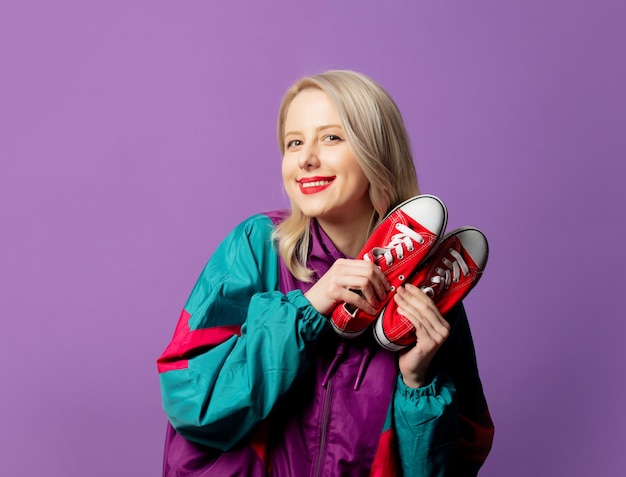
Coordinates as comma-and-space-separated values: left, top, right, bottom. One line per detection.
297, 176, 335, 195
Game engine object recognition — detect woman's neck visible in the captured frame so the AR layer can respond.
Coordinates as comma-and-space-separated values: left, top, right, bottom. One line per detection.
317, 208, 375, 258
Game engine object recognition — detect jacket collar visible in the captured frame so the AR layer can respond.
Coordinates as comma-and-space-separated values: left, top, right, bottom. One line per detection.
307, 219, 346, 281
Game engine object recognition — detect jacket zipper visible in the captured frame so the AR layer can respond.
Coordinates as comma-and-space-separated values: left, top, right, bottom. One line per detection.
313, 377, 333, 477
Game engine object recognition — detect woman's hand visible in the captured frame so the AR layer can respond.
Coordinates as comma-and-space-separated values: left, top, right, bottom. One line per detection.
396, 283, 451, 388
304, 258, 391, 316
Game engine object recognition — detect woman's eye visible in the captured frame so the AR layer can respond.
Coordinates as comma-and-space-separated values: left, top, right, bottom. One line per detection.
323, 134, 342, 143
286, 139, 302, 148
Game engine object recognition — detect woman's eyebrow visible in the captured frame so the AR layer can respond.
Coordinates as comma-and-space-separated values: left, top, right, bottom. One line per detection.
284, 124, 343, 137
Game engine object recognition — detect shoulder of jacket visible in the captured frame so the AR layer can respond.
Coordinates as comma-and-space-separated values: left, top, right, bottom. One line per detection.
234, 210, 289, 236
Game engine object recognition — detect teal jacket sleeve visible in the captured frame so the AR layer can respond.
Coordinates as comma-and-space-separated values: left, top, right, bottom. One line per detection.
157, 214, 329, 450
394, 373, 459, 477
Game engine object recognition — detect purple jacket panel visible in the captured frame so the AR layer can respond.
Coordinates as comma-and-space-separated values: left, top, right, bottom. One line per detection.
266, 212, 398, 477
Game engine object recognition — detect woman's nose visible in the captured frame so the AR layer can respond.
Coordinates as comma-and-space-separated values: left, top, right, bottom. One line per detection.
297, 143, 320, 170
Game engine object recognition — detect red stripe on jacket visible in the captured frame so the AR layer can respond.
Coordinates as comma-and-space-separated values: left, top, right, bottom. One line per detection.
369, 428, 400, 477
457, 409, 495, 462
157, 309, 242, 373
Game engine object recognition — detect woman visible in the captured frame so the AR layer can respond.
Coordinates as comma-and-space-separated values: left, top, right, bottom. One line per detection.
157, 70, 494, 476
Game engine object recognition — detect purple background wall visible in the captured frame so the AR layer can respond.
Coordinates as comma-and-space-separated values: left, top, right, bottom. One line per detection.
1, 1, 624, 475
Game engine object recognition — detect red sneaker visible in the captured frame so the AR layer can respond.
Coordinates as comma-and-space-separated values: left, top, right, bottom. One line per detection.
373, 227, 489, 351
330, 195, 448, 338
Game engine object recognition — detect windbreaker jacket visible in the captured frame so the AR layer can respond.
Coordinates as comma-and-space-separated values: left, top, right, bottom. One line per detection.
157, 211, 494, 476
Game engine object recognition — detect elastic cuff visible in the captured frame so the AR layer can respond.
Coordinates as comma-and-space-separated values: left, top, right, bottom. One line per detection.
286, 290, 330, 337
396, 372, 448, 401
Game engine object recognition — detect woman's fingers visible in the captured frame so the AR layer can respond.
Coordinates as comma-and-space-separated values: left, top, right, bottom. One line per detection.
342, 259, 391, 298
396, 284, 451, 388
332, 259, 390, 305
395, 284, 450, 342
305, 258, 390, 315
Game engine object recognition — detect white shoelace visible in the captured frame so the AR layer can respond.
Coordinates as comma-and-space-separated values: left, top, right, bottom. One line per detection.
422, 248, 469, 297
364, 223, 424, 266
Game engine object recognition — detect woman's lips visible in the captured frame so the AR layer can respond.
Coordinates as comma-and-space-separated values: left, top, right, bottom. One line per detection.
297, 177, 334, 195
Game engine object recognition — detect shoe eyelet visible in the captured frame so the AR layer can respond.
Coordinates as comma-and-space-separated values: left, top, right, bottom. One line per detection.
419, 239, 424, 244
390, 286, 396, 291
408, 246, 414, 252
395, 223, 402, 230
399, 275, 405, 281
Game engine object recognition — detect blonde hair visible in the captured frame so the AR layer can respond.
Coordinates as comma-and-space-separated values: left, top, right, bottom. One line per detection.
274, 70, 420, 281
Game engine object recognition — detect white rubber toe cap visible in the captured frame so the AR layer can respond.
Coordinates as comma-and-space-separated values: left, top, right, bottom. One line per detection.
400, 194, 448, 235
456, 227, 489, 269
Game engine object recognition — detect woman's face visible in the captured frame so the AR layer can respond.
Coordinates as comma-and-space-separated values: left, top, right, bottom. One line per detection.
281, 89, 372, 226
